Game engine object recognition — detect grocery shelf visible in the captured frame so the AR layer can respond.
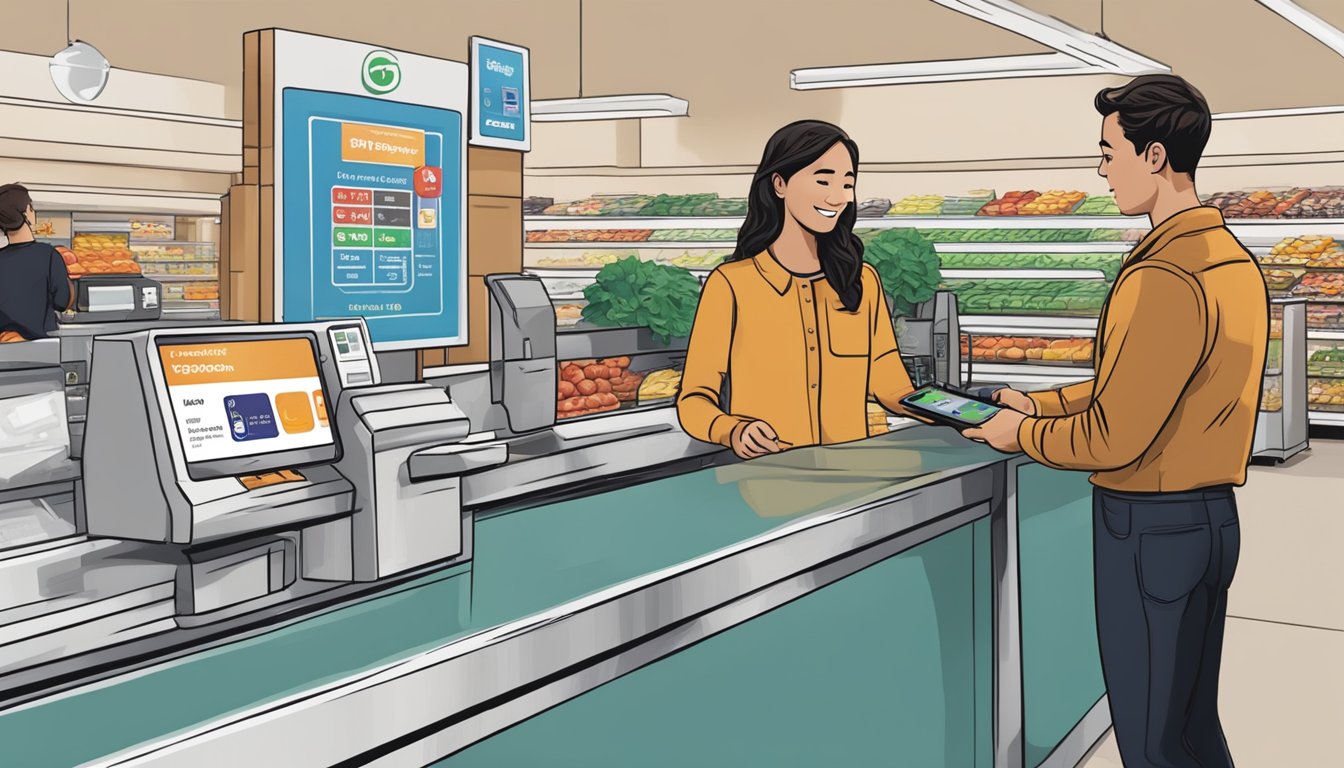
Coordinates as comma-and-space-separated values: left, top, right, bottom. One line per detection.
934, 242, 1134, 254
144, 274, 219, 282
940, 269, 1108, 281
958, 315, 1098, 332
967, 362, 1094, 378
1308, 330, 1344, 341
1308, 410, 1344, 426
526, 267, 712, 278
526, 242, 732, 250
524, 215, 1150, 231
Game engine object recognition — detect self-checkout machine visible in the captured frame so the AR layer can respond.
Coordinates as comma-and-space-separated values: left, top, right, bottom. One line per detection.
198, 31, 502, 601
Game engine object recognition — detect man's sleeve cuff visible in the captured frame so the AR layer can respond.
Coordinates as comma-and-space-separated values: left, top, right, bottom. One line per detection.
1016, 417, 1055, 467
708, 414, 751, 448
1027, 390, 1065, 418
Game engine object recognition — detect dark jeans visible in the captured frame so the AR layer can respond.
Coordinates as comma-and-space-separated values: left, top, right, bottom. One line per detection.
1093, 486, 1240, 768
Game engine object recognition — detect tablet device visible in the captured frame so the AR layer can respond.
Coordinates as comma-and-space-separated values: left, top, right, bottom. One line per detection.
899, 384, 1003, 429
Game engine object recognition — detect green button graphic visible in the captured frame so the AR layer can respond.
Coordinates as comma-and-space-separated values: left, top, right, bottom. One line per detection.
333, 227, 373, 246
375, 228, 412, 248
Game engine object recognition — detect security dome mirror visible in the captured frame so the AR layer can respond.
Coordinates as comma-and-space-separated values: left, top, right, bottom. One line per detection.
49, 41, 110, 104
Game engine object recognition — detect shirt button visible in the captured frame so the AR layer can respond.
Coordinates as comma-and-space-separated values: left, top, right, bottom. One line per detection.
809, 346, 816, 351
807, 328, 815, 334
804, 297, 811, 303
811, 384, 817, 389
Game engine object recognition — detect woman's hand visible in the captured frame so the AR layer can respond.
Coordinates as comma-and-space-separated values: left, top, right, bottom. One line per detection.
732, 420, 784, 459
992, 388, 1037, 416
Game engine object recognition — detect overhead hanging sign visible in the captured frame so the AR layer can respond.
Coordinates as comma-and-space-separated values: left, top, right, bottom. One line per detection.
469, 37, 530, 151
270, 31, 468, 351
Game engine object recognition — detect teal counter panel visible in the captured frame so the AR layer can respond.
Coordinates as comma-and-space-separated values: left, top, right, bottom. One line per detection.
0, 429, 1003, 766
1017, 463, 1105, 768
438, 518, 994, 768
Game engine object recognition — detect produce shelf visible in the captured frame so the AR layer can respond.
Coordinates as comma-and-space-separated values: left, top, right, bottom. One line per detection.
960, 316, 1098, 332
525, 215, 1151, 231
940, 269, 1109, 280
967, 362, 1094, 378
1308, 330, 1344, 340
934, 242, 1134, 253
526, 241, 731, 250
143, 274, 220, 282
1308, 410, 1344, 426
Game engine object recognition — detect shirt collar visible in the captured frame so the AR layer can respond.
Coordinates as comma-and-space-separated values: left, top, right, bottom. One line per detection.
1127, 205, 1226, 265
753, 251, 795, 295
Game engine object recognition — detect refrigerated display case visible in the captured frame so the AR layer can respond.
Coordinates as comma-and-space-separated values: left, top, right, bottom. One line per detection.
63, 214, 221, 319
524, 187, 1344, 425
1254, 299, 1308, 462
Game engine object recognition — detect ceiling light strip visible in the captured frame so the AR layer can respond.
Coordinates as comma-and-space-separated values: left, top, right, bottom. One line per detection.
790, 52, 1101, 89
1253, 0, 1344, 57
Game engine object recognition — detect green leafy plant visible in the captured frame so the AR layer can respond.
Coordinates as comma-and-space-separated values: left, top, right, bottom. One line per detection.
863, 228, 942, 316
581, 256, 702, 344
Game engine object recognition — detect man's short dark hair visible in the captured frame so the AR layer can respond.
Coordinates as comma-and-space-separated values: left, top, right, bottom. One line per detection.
0, 183, 33, 234
1095, 75, 1211, 178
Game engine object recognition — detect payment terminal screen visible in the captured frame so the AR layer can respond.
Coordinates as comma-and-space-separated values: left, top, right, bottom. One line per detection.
906, 388, 998, 424
158, 337, 334, 464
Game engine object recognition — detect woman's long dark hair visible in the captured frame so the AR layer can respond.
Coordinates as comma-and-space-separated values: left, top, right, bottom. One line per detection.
731, 121, 864, 311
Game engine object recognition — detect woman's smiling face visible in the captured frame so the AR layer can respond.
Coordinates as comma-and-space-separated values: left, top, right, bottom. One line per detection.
773, 141, 855, 234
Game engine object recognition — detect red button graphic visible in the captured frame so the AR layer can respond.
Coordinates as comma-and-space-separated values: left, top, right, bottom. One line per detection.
333, 206, 373, 225
413, 166, 443, 199
333, 187, 373, 205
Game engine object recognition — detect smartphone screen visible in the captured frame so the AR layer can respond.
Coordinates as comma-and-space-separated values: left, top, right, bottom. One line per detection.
902, 386, 1001, 426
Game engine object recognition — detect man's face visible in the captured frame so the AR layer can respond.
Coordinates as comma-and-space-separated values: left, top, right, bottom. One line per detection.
1098, 113, 1158, 216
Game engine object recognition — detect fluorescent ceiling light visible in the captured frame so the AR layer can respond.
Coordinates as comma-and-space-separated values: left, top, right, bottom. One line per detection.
531, 94, 688, 122
794, 0, 1168, 91
930, 0, 1168, 74
1214, 105, 1344, 120
1253, 0, 1344, 58
791, 52, 1094, 89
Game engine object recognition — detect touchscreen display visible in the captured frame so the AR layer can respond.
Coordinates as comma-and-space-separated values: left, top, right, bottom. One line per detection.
904, 387, 1000, 425
159, 337, 334, 464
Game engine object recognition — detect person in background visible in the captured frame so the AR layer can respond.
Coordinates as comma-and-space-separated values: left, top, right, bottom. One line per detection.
677, 120, 917, 460
0, 184, 74, 342
965, 75, 1267, 768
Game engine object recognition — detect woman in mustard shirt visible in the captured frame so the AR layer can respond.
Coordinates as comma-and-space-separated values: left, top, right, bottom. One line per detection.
677, 121, 916, 460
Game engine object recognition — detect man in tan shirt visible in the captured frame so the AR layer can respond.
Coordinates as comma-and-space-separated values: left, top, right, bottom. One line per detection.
966, 75, 1267, 768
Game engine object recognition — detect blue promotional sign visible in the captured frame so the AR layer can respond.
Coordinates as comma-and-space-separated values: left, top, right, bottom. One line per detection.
281, 88, 465, 349
470, 37, 530, 150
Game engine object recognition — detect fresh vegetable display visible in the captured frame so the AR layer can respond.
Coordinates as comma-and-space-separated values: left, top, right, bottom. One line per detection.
939, 252, 1123, 280
1262, 268, 1304, 292
960, 335, 1094, 364
581, 257, 701, 343
556, 357, 642, 419
863, 229, 942, 316
527, 229, 654, 243
1211, 188, 1310, 219
1017, 190, 1087, 216
1290, 272, 1344, 299
940, 191, 996, 216
649, 228, 738, 242
523, 197, 554, 215
1286, 187, 1344, 218
979, 191, 1040, 216
889, 195, 943, 216
1308, 378, 1344, 410
637, 369, 682, 402
1076, 196, 1122, 215
1263, 378, 1283, 412
911, 228, 1138, 243
1307, 304, 1344, 330
1260, 236, 1344, 268
856, 199, 892, 217
944, 278, 1111, 315
1309, 347, 1344, 378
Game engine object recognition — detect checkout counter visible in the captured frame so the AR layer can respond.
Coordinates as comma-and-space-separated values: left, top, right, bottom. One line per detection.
0, 280, 1112, 768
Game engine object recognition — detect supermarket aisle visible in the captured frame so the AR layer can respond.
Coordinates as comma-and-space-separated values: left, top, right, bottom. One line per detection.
1077, 439, 1344, 767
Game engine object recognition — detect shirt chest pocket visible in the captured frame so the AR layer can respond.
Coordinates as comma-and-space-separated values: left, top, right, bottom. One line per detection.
825, 304, 870, 358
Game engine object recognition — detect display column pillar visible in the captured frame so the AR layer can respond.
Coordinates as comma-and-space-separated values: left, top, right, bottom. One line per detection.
224, 29, 275, 323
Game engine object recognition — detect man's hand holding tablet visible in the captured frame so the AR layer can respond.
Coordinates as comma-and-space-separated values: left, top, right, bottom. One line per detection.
897, 384, 1028, 452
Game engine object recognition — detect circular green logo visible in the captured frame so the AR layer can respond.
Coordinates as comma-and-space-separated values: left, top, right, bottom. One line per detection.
362, 50, 401, 95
